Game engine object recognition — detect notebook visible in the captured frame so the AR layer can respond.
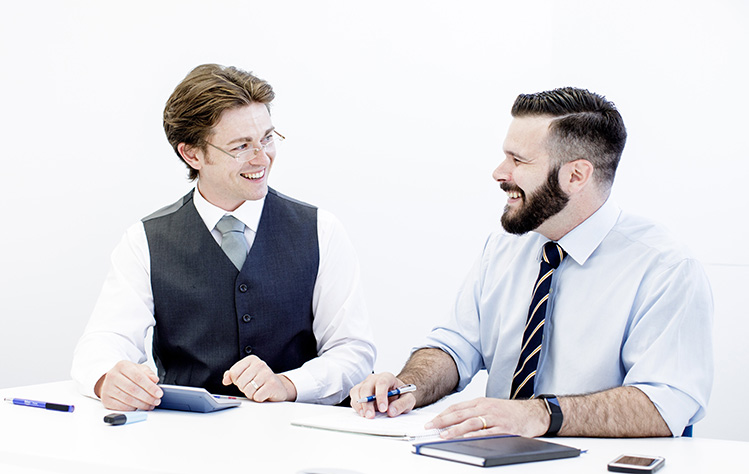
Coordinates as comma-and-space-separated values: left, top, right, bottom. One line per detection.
291, 408, 444, 441
412, 434, 581, 467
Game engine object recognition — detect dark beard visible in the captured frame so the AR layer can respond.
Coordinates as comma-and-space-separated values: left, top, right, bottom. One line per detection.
500, 167, 569, 235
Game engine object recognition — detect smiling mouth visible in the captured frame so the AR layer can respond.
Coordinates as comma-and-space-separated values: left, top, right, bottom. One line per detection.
241, 169, 265, 180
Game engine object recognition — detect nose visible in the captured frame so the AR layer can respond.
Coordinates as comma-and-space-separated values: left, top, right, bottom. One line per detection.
492, 157, 513, 182
248, 146, 272, 165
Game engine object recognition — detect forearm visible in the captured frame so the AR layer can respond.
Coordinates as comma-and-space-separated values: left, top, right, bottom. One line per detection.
397, 348, 459, 408
558, 386, 672, 437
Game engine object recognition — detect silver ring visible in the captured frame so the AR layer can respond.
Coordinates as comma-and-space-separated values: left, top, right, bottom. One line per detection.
250, 379, 260, 391
477, 415, 487, 430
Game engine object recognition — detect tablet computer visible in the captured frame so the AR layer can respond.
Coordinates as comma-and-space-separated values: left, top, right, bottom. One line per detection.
157, 384, 243, 413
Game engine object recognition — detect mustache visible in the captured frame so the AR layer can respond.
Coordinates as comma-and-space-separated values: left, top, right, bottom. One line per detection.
500, 182, 524, 196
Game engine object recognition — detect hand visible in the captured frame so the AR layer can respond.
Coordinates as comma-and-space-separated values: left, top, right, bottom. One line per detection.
349, 372, 416, 418
424, 397, 549, 439
95, 360, 163, 411
222, 355, 296, 402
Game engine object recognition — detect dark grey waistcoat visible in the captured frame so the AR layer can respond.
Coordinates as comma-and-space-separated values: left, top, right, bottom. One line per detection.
143, 188, 319, 396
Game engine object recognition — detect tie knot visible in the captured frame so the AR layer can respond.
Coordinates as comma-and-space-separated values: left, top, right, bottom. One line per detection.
215, 215, 245, 235
542, 241, 565, 269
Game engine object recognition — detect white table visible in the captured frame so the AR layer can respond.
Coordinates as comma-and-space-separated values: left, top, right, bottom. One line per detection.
1, 381, 745, 473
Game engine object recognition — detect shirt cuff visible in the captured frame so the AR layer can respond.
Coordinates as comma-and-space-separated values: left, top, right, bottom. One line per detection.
631, 382, 705, 437
282, 366, 323, 404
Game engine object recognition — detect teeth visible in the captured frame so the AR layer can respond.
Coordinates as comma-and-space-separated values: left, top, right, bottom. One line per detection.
507, 191, 522, 199
242, 169, 265, 180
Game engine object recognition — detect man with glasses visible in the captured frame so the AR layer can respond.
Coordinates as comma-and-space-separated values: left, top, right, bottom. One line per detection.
72, 64, 376, 410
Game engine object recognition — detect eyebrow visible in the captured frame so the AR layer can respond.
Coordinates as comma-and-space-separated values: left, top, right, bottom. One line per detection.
225, 127, 276, 146
505, 150, 531, 162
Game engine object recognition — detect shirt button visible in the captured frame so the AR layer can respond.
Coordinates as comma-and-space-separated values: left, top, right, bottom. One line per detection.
242, 314, 252, 323
238, 283, 248, 292
244, 345, 253, 355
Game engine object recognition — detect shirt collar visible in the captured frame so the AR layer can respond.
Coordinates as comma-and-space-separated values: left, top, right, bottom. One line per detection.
557, 198, 621, 266
192, 184, 265, 233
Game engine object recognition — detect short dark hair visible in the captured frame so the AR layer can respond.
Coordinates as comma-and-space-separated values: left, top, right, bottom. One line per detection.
163, 64, 275, 180
511, 87, 627, 188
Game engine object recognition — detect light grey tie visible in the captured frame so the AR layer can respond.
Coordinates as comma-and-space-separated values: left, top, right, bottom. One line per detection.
215, 215, 248, 271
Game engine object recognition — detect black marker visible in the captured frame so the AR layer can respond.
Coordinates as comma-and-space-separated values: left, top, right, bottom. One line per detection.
103, 412, 148, 425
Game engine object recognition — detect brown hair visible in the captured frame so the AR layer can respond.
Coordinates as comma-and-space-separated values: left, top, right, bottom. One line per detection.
511, 87, 627, 188
163, 64, 275, 180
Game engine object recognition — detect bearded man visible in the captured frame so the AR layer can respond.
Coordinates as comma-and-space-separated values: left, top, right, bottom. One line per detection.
349, 87, 713, 439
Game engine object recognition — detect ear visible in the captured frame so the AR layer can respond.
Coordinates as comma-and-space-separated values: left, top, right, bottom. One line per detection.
178, 143, 203, 172
559, 159, 594, 195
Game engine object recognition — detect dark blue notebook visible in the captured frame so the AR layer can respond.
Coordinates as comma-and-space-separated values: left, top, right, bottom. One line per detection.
412, 435, 581, 467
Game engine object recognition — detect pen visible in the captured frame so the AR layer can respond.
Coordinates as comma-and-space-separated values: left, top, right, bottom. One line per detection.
103, 412, 148, 426
4, 397, 74, 412
356, 384, 417, 404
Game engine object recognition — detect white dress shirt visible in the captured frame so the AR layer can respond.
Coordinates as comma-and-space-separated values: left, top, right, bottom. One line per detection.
421, 199, 713, 436
72, 187, 376, 404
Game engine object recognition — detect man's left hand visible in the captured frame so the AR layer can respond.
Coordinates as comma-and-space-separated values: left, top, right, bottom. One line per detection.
222, 355, 297, 402
425, 397, 550, 439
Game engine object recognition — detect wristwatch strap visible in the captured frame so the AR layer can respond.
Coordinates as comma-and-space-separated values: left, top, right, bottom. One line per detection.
538, 394, 563, 436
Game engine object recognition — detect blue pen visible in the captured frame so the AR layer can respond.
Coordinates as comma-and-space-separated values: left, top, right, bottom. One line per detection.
103, 412, 148, 425
4, 397, 74, 412
356, 384, 417, 404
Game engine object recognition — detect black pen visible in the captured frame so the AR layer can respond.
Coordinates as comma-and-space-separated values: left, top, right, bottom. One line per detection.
4, 397, 75, 412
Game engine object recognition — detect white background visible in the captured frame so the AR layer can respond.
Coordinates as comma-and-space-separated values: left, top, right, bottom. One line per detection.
1, 0, 747, 441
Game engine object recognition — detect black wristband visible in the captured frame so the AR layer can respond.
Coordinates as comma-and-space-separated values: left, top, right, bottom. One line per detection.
537, 394, 563, 437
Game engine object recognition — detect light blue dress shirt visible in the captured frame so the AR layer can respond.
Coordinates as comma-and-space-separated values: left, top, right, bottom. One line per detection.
422, 199, 713, 436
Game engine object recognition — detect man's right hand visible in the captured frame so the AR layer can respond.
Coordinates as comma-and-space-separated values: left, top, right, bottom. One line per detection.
349, 372, 416, 419
95, 361, 163, 411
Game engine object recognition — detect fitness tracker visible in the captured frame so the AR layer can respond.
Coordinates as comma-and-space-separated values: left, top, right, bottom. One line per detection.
537, 394, 563, 437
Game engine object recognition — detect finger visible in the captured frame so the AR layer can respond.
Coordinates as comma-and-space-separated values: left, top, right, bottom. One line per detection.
235, 365, 266, 397
386, 392, 416, 417
247, 377, 263, 401
440, 416, 491, 440
105, 391, 156, 411
136, 364, 160, 384
102, 378, 157, 411
349, 378, 372, 407
251, 376, 282, 403
426, 405, 477, 430
350, 375, 382, 418
374, 377, 399, 414
106, 366, 161, 407
225, 355, 258, 384
128, 365, 163, 399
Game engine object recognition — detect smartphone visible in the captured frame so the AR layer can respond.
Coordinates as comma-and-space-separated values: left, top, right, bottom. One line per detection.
607, 454, 665, 473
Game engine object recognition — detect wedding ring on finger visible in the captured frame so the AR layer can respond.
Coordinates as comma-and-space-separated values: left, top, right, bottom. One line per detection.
477, 415, 488, 430
250, 379, 260, 391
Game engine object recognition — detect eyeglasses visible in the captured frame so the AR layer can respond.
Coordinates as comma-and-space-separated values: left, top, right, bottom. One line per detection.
204, 130, 286, 163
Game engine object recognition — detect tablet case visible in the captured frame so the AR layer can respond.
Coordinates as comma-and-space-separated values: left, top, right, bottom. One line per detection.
156, 384, 242, 413
412, 434, 581, 467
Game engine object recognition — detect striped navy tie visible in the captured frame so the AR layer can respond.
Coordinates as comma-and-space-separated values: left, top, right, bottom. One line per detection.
510, 241, 566, 400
